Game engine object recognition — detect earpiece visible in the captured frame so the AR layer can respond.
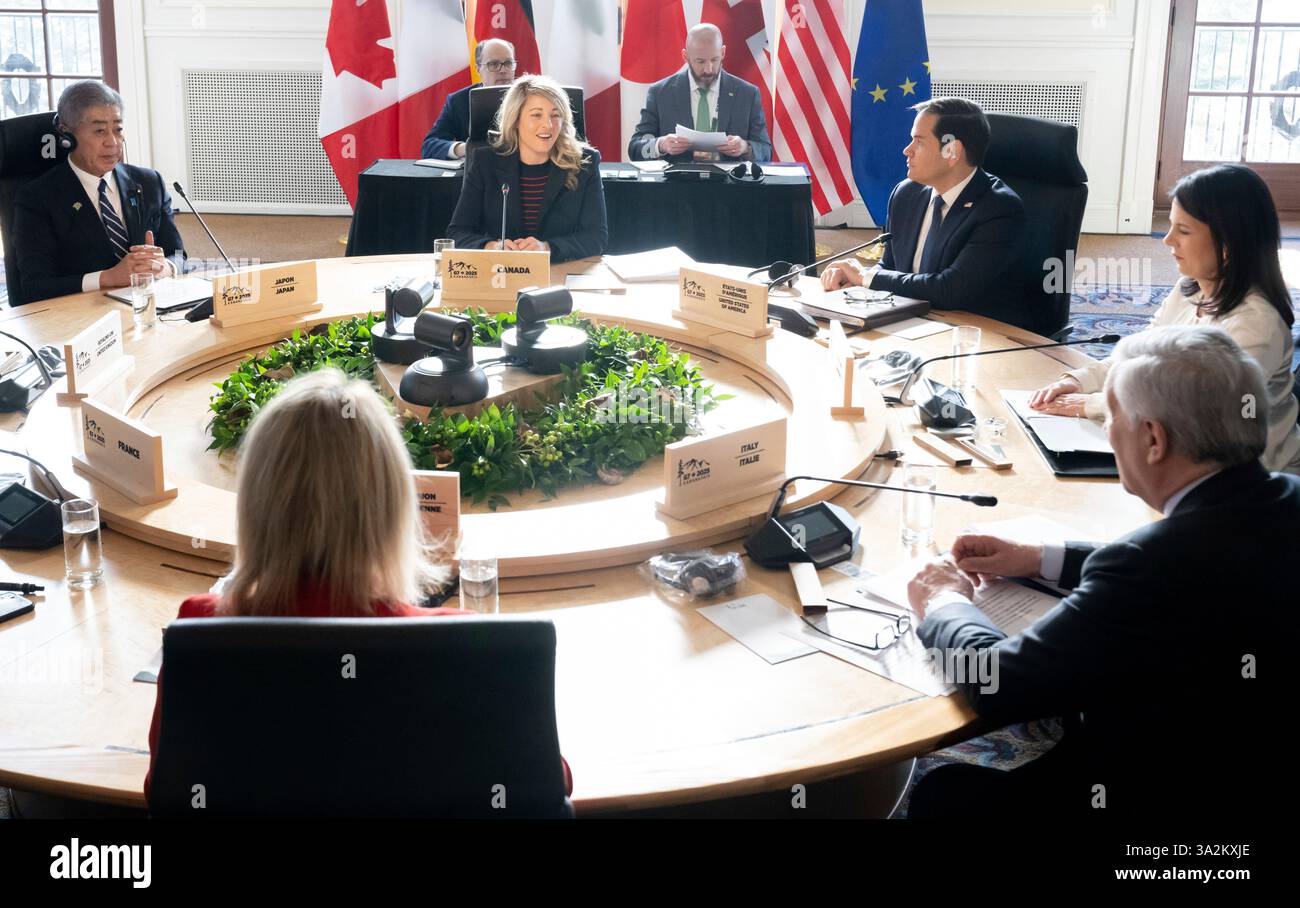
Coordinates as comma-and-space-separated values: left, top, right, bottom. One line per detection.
51, 112, 75, 151
727, 161, 765, 184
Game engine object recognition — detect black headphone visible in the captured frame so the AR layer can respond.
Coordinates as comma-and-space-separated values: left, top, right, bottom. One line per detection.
51, 112, 76, 151
728, 160, 765, 184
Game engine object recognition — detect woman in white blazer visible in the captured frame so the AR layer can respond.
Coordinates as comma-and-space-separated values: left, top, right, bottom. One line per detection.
1032, 164, 1300, 474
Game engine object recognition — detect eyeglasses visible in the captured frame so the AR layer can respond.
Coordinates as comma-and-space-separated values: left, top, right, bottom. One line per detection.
481, 60, 517, 73
800, 597, 914, 652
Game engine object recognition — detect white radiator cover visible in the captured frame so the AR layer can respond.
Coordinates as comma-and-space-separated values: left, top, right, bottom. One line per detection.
930, 79, 1085, 130
184, 69, 349, 213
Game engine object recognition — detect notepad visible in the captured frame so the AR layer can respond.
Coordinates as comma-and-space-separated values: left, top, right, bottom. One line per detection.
1000, 389, 1112, 454
414, 158, 464, 170
603, 246, 697, 283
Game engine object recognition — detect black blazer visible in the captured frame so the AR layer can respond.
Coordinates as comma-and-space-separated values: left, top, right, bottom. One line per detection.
872, 168, 1033, 330
448, 146, 607, 264
628, 68, 772, 163
11, 161, 187, 306
919, 461, 1296, 815
420, 85, 472, 160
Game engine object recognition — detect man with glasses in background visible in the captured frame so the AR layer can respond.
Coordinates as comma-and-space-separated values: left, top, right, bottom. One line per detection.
420, 39, 518, 160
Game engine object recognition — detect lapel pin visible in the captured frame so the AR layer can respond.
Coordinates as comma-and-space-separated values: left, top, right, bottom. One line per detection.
73, 202, 82, 211
964, 202, 972, 208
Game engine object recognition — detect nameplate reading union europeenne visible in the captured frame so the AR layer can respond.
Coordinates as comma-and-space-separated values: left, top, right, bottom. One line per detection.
657, 416, 787, 520
440, 250, 551, 306
412, 469, 461, 539
209, 261, 322, 328
58, 310, 133, 405
72, 398, 177, 505
673, 267, 773, 338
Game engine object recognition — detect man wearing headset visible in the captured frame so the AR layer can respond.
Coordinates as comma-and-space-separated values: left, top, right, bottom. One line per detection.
821, 98, 1033, 331
11, 80, 186, 306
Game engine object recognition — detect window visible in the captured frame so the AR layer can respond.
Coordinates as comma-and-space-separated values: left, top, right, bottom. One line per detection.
0, 0, 117, 120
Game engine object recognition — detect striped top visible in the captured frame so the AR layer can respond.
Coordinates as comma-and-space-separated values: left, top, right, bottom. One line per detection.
519, 161, 551, 236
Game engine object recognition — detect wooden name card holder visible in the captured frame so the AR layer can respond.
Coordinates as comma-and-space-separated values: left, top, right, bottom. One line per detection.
72, 398, 177, 504
209, 261, 322, 328
440, 249, 551, 305
673, 267, 774, 339
657, 416, 787, 520
412, 470, 461, 539
58, 310, 132, 405
827, 320, 865, 418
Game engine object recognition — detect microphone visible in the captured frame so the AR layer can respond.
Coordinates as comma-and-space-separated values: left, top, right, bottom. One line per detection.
749, 232, 892, 290
887, 334, 1121, 409
172, 182, 235, 274
499, 183, 510, 251
745, 473, 997, 569
0, 329, 54, 413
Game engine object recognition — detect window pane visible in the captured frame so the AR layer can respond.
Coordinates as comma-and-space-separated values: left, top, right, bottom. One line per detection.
1261, 1, 1300, 22
47, 14, 101, 75
1199, 0, 1260, 21
47, 1, 100, 9
0, 75, 47, 117
0, 1, 43, 10
1191, 27, 1255, 91
0, 13, 46, 75
1184, 94, 1248, 160
1247, 94, 1300, 159
1255, 27, 1300, 90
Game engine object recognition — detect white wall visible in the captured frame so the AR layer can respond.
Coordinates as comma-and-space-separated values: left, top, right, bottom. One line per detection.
115, 0, 1170, 233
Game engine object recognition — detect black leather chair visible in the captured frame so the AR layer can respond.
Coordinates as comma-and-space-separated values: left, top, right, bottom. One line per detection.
0, 111, 66, 307
148, 616, 574, 818
983, 112, 1089, 341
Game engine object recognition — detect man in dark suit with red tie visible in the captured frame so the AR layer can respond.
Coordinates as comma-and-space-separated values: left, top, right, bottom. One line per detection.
821, 97, 1034, 331
10, 80, 186, 306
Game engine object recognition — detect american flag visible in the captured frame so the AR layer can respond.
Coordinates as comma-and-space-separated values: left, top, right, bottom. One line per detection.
772, 0, 856, 216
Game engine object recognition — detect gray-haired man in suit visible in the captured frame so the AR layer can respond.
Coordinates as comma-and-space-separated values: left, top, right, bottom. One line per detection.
628, 23, 772, 163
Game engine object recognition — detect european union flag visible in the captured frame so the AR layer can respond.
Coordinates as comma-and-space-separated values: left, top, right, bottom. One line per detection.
851, 0, 931, 226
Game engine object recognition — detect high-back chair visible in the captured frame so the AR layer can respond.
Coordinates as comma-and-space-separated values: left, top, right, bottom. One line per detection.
0, 111, 65, 307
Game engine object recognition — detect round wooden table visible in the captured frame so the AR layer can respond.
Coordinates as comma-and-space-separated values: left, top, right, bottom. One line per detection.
0, 255, 1156, 815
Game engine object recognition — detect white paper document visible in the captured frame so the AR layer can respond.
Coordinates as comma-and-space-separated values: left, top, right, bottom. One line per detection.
564, 270, 627, 293
629, 159, 669, 172
414, 158, 464, 170
873, 317, 952, 340
1000, 389, 1113, 454
105, 275, 213, 310
675, 124, 727, 149
603, 246, 697, 282
697, 594, 818, 664
783, 618, 953, 697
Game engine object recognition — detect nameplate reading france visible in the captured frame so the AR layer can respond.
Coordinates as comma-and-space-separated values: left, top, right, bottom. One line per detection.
209, 261, 321, 328
412, 469, 461, 536
673, 267, 773, 338
440, 249, 550, 305
657, 416, 787, 520
72, 398, 177, 504
60, 310, 131, 403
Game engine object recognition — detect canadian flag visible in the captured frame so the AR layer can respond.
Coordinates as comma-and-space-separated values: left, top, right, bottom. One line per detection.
547, 0, 621, 161
700, 0, 774, 148
620, 0, 687, 159
320, 0, 469, 206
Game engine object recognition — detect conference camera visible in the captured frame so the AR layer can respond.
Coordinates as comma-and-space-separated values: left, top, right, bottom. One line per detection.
501, 286, 588, 374
399, 312, 489, 407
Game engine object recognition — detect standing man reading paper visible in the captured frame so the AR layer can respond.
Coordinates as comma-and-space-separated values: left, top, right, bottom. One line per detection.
11, 80, 186, 306
628, 23, 772, 163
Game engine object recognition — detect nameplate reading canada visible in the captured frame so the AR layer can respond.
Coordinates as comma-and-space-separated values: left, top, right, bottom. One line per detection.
440, 249, 550, 305
657, 416, 788, 520
674, 267, 773, 338
210, 261, 321, 328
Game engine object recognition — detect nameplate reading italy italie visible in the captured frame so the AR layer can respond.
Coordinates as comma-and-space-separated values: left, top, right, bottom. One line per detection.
58, 310, 132, 405
412, 469, 461, 537
440, 249, 550, 306
657, 415, 787, 520
72, 398, 177, 505
209, 261, 321, 328
673, 267, 773, 338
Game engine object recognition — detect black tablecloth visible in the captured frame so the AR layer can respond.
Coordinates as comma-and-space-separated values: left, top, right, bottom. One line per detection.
345, 159, 816, 269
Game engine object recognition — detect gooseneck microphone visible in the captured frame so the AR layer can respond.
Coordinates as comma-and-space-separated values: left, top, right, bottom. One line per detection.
0, 329, 54, 413
749, 232, 893, 289
887, 334, 1122, 407
172, 182, 235, 274
499, 183, 510, 251
766, 474, 997, 520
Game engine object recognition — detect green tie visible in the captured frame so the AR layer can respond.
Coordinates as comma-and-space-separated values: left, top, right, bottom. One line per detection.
695, 86, 711, 131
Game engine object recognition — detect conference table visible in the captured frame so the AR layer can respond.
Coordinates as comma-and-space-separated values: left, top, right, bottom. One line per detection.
346, 159, 818, 270
0, 255, 1156, 816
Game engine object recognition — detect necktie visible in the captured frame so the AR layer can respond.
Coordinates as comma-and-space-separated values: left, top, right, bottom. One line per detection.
918, 194, 946, 274
98, 178, 130, 260
695, 86, 711, 132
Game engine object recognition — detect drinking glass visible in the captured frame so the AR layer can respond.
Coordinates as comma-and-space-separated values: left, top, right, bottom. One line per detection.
433, 238, 454, 289
62, 498, 103, 589
458, 553, 499, 614
130, 273, 157, 329
900, 463, 937, 547
950, 325, 981, 393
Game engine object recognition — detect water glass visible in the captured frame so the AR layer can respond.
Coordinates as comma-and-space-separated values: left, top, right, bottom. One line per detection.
458, 553, 499, 614
900, 463, 937, 547
130, 272, 157, 329
977, 416, 1008, 447
62, 498, 103, 589
432, 238, 455, 288
950, 325, 981, 393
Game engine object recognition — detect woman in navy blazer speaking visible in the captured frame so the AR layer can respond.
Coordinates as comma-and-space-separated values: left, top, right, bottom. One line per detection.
448, 75, 608, 263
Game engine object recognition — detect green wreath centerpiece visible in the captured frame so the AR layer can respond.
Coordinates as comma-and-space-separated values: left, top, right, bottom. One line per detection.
206, 310, 728, 509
